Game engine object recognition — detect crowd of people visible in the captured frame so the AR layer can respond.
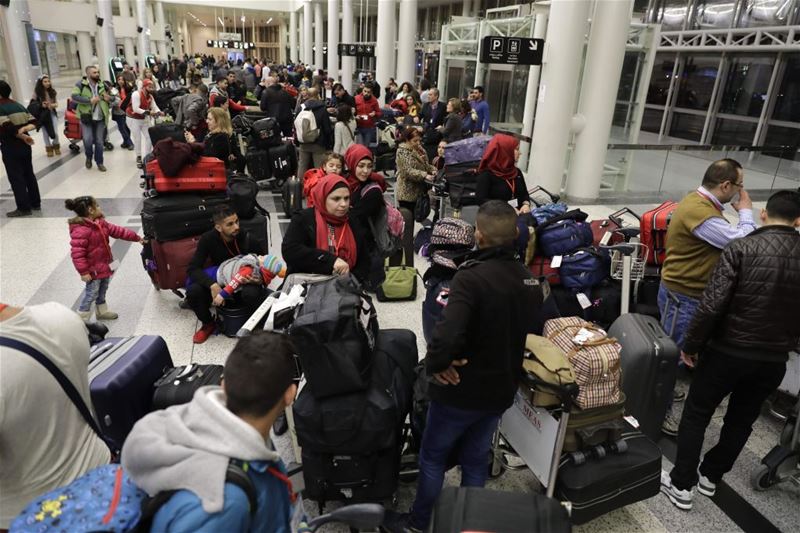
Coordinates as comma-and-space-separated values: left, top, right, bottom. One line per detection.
1, 50, 799, 533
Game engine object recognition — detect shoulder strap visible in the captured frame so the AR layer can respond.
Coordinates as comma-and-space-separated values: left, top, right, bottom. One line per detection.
0, 336, 118, 454
135, 461, 258, 532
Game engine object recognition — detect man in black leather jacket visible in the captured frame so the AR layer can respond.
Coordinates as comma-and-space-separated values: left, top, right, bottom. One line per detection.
661, 189, 800, 512
256, 77, 294, 137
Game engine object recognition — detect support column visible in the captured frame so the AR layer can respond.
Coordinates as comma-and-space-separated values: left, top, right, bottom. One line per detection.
302, 0, 313, 65
462, 0, 472, 17
314, 1, 324, 68
518, 10, 548, 171
155, 1, 168, 59
396, 0, 417, 84
528, 0, 592, 194
118, 0, 131, 18
123, 38, 136, 64
181, 18, 190, 57
566, 0, 634, 201
290, 10, 298, 64
327, 0, 339, 80
375, 0, 396, 88
341, 0, 355, 89
96, 0, 116, 80
0, 0, 41, 102
135, 0, 150, 69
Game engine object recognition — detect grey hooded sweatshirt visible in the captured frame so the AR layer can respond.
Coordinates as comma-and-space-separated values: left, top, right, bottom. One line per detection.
121, 386, 281, 513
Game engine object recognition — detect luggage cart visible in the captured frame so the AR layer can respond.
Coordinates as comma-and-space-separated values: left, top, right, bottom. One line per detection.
492, 373, 578, 497
752, 395, 800, 490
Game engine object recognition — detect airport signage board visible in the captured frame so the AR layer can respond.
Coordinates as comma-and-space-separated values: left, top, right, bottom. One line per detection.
337, 43, 376, 57
219, 32, 242, 41
479, 36, 544, 65
207, 40, 256, 50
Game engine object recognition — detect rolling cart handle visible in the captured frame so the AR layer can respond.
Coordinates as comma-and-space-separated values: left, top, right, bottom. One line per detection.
609, 207, 641, 227
527, 185, 561, 207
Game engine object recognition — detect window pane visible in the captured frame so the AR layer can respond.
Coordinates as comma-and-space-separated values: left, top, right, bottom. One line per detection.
693, 1, 737, 29
764, 124, 800, 149
737, 0, 796, 27
676, 55, 720, 110
670, 112, 705, 141
617, 53, 641, 102
719, 55, 774, 117
711, 118, 757, 144
642, 107, 664, 133
772, 54, 800, 122
658, 0, 690, 30
647, 54, 678, 105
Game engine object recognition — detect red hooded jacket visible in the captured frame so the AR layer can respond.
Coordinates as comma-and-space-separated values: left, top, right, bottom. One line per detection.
69, 217, 140, 279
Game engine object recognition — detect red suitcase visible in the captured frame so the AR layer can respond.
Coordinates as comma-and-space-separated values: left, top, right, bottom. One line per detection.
640, 201, 678, 265
142, 236, 201, 294
529, 255, 561, 285
64, 106, 81, 140
147, 157, 227, 193
591, 207, 641, 248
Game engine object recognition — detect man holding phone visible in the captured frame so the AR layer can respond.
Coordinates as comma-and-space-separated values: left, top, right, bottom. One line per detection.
354, 83, 381, 147
657, 158, 758, 436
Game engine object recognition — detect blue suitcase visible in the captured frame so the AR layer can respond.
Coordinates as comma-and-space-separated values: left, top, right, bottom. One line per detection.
89, 336, 173, 449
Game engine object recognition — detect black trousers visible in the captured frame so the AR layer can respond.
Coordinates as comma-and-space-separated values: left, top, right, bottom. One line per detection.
1, 142, 40, 211
670, 346, 786, 490
185, 282, 266, 325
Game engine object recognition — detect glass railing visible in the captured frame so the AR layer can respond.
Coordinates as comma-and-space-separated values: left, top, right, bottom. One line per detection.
603, 144, 799, 195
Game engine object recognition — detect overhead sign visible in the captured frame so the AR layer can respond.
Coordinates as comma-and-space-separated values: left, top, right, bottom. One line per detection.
479, 36, 544, 65
207, 40, 255, 50
219, 32, 242, 41
337, 43, 375, 58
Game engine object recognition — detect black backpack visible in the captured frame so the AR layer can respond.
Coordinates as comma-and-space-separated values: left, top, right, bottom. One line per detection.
227, 174, 267, 220
251, 117, 283, 150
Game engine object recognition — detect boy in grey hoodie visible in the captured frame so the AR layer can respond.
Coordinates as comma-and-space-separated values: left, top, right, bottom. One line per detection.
122, 332, 299, 532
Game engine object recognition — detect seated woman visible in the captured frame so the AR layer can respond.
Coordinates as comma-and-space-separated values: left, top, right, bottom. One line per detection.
402, 94, 423, 126
282, 174, 366, 280
475, 134, 532, 214
185, 107, 239, 170
395, 127, 436, 213
344, 144, 388, 288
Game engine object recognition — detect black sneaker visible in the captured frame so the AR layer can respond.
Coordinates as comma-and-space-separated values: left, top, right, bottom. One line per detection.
85, 159, 92, 169
97, 164, 107, 172
6, 209, 32, 218
31, 206, 42, 211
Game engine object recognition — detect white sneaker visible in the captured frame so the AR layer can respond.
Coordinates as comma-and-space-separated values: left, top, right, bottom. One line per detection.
697, 472, 716, 497
660, 470, 694, 510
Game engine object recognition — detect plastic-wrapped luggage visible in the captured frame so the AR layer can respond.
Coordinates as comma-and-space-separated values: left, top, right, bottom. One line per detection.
555, 427, 661, 525
246, 147, 271, 180
140, 193, 229, 242
146, 157, 227, 193
269, 142, 298, 181
428, 487, 571, 533
281, 175, 303, 218
89, 336, 173, 449
608, 313, 679, 441
141, 236, 201, 292
443, 136, 491, 166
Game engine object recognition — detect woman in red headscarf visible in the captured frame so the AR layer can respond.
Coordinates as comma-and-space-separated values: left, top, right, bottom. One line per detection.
281, 174, 363, 278
475, 134, 532, 213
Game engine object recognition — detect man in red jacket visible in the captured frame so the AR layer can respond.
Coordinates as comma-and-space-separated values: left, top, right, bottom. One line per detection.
354, 83, 381, 147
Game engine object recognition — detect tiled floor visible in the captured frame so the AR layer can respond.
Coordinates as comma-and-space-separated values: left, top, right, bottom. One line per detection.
1, 73, 798, 532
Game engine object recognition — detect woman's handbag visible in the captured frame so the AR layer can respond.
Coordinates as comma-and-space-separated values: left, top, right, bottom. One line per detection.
376, 251, 419, 302
414, 194, 431, 223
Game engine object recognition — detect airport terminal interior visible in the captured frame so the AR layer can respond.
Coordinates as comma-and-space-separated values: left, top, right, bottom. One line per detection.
1, 0, 799, 532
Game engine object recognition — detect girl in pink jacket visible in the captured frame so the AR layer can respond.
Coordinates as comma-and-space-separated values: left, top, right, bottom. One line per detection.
66, 195, 143, 320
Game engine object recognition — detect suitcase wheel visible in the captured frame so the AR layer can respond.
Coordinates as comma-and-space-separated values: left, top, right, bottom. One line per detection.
569, 450, 587, 466
69, 144, 80, 154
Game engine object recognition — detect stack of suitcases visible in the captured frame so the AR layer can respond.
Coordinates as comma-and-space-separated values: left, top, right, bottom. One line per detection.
140, 125, 269, 297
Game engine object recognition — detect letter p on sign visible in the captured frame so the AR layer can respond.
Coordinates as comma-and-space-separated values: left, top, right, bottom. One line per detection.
491, 38, 503, 52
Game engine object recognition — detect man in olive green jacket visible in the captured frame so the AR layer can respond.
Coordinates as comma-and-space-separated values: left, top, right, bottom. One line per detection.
72, 66, 110, 171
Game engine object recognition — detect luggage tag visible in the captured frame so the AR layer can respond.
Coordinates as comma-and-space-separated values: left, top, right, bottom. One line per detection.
109, 260, 120, 271
575, 293, 592, 310
550, 255, 563, 268
572, 326, 602, 345
599, 231, 612, 246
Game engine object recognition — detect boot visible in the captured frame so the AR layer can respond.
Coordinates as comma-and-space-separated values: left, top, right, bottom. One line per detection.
136, 156, 143, 169
53, 144, 61, 155
95, 303, 118, 320
46, 146, 54, 157
77, 310, 92, 321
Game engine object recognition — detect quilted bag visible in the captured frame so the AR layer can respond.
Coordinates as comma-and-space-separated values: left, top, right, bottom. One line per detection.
543, 317, 621, 409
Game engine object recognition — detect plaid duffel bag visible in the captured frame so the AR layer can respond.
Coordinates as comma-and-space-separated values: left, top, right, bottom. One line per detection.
543, 317, 621, 409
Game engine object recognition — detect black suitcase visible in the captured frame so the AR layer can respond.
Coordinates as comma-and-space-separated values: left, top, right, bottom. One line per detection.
549, 281, 624, 330
141, 193, 229, 242
301, 446, 400, 503
428, 487, 572, 533
246, 147, 271, 180
89, 336, 173, 449
281, 176, 303, 218
151, 364, 224, 410
217, 288, 269, 337
555, 428, 661, 525
269, 142, 298, 181
608, 313, 679, 440
148, 123, 185, 145
239, 211, 269, 254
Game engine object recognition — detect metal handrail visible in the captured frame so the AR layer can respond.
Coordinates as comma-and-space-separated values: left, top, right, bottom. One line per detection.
608, 143, 798, 153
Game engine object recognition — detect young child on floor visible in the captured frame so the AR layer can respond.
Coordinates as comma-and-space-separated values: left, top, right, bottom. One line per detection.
66, 195, 144, 321
302, 152, 345, 208
211, 253, 287, 306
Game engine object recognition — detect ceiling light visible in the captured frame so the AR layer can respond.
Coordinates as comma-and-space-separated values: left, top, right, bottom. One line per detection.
218, 17, 224, 25
266, 17, 273, 24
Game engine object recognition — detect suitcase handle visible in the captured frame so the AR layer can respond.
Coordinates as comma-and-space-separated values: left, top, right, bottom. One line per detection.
528, 185, 561, 206
609, 207, 640, 226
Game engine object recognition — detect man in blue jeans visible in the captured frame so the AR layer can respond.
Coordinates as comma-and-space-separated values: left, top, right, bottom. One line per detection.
71, 66, 110, 172
658, 158, 757, 435
389, 201, 544, 532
